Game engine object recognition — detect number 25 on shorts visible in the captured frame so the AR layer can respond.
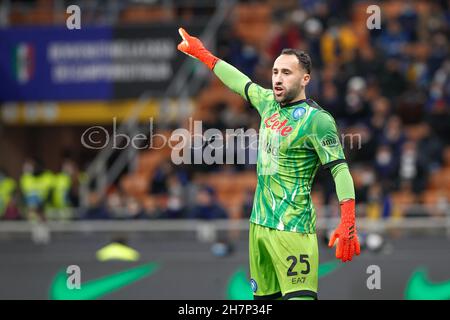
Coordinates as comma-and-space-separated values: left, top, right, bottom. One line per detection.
287, 255, 310, 275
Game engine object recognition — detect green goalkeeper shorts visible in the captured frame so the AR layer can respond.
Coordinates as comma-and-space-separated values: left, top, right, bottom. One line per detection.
249, 222, 319, 300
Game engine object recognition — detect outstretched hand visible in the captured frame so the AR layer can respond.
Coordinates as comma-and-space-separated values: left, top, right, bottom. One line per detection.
177, 27, 218, 70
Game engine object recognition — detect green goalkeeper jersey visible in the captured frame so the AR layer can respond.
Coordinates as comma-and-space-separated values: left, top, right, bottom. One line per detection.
245, 82, 346, 234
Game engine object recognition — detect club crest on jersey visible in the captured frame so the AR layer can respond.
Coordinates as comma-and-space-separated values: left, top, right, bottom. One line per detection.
292, 107, 306, 120
264, 113, 293, 136
250, 279, 258, 293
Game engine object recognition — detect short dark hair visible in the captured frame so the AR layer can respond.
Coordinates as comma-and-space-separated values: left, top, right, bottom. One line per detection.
280, 48, 312, 74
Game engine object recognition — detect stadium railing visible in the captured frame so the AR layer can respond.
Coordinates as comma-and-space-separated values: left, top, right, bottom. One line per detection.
1, 205, 449, 241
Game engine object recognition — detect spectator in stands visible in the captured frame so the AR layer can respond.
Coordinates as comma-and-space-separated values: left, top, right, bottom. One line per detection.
2, 196, 21, 220
320, 21, 358, 65
47, 159, 74, 220
379, 58, 408, 99
398, 141, 428, 194
427, 33, 448, 76
0, 169, 18, 220
379, 116, 406, 157
416, 123, 444, 173
377, 19, 410, 59
123, 196, 145, 219
426, 59, 449, 114
355, 47, 384, 81
165, 173, 186, 219
433, 190, 449, 217
303, 17, 324, 68
19, 158, 53, 221
268, 17, 301, 62
368, 96, 390, 135
150, 162, 173, 195
141, 197, 164, 219
352, 165, 376, 204
366, 183, 392, 220
344, 76, 371, 125
187, 185, 228, 220
374, 144, 398, 191
319, 81, 340, 117
82, 193, 110, 220
105, 190, 124, 219
229, 40, 260, 79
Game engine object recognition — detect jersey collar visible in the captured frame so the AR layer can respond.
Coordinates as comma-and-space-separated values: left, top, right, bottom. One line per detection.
280, 98, 308, 109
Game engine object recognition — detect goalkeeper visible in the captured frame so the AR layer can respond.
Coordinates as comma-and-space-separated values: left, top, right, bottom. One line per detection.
177, 28, 360, 300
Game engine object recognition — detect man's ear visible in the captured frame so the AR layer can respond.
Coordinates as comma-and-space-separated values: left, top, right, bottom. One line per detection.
302, 74, 311, 86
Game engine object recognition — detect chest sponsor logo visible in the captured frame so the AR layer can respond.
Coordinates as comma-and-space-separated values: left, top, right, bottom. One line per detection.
263, 113, 293, 137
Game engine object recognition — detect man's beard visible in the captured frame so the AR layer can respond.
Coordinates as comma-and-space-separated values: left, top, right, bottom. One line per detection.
274, 87, 300, 105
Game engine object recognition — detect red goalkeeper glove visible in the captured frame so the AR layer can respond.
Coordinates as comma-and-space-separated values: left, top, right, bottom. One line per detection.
177, 27, 219, 70
328, 199, 361, 262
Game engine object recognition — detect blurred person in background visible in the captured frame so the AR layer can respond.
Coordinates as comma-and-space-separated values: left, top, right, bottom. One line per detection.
398, 140, 428, 195
378, 19, 410, 59
344, 76, 370, 124
105, 190, 124, 219
379, 58, 408, 100
379, 116, 406, 157
319, 80, 340, 117
352, 165, 376, 204
374, 144, 398, 191
123, 196, 146, 220
344, 124, 376, 164
342, 46, 383, 82
0, 169, 17, 220
19, 158, 53, 221
426, 59, 450, 141
82, 192, 111, 220
427, 57, 450, 103
368, 96, 390, 137
187, 185, 228, 220
229, 39, 260, 80
302, 17, 324, 68
47, 159, 75, 220
427, 33, 448, 76
19, 158, 53, 244
366, 183, 392, 220
320, 20, 358, 65
268, 15, 302, 62
165, 173, 187, 219
141, 196, 164, 219
416, 123, 444, 173
149, 162, 173, 195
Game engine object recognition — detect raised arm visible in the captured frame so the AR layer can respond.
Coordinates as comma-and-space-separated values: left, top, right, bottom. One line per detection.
177, 28, 271, 113
213, 60, 251, 98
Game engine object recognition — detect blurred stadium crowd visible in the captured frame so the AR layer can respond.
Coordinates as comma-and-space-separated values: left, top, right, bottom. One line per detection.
0, 0, 449, 222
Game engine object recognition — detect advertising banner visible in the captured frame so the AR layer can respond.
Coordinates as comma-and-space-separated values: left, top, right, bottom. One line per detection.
0, 24, 197, 102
